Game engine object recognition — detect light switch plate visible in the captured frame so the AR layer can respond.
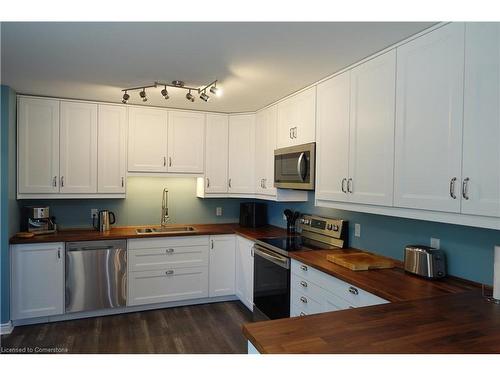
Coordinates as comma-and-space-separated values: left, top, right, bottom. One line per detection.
354, 223, 361, 238
216, 207, 223, 216
430, 237, 440, 249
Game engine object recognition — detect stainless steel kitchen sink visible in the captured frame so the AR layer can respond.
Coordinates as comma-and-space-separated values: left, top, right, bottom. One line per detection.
135, 226, 197, 235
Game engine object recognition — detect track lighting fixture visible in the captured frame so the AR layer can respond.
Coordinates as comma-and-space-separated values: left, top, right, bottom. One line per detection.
121, 80, 220, 104
186, 90, 195, 102
161, 86, 169, 100
139, 88, 147, 102
122, 91, 130, 104
200, 91, 210, 102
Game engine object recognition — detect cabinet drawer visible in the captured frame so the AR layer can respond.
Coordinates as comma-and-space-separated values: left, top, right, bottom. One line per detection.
128, 266, 208, 306
290, 287, 323, 315
128, 236, 209, 250
290, 273, 324, 302
128, 245, 208, 271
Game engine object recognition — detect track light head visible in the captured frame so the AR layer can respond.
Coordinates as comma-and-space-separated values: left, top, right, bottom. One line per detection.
122, 91, 130, 104
161, 86, 169, 100
140, 89, 147, 102
186, 90, 195, 102
200, 91, 210, 102
210, 85, 222, 96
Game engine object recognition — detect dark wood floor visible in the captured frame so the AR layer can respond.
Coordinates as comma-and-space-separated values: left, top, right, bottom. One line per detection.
0, 301, 253, 354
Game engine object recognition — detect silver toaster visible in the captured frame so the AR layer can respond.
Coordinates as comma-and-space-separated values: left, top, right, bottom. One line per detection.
404, 245, 446, 279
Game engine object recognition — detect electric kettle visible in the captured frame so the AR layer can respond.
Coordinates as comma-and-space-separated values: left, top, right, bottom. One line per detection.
94, 210, 116, 232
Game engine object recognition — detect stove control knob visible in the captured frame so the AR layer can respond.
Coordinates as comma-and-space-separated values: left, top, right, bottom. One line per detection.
332, 225, 339, 231
303, 219, 310, 225
326, 224, 333, 230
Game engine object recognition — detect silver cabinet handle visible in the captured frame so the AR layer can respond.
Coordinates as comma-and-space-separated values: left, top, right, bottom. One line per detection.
347, 178, 353, 193
450, 177, 457, 199
293, 127, 298, 139
211, 240, 214, 250
300, 281, 308, 288
206, 177, 210, 188
169, 157, 172, 167
263, 179, 267, 189
57, 249, 61, 259
250, 246, 254, 257
228, 178, 232, 188
121, 177, 124, 187
165, 248, 174, 253
341, 178, 347, 193
53, 176, 57, 187
165, 270, 174, 275
462, 177, 470, 200
163, 156, 167, 167
60, 176, 64, 187
348, 286, 359, 295
300, 296, 308, 304
300, 264, 308, 271
289, 128, 293, 139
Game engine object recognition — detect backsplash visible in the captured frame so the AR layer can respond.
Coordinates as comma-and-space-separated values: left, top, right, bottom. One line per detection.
266, 192, 499, 285
22, 177, 248, 228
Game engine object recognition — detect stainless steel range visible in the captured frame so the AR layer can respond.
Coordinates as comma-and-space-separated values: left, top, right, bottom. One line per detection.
253, 214, 347, 320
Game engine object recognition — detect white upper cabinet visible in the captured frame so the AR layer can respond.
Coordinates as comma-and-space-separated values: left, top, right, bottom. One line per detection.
17, 97, 60, 194
394, 23, 465, 213
276, 86, 316, 148
462, 23, 500, 217
205, 114, 229, 193
98, 105, 127, 193
255, 105, 277, 196
59, 101, 98, 193
316, 72, 351, 203
128, 107, 168, 172
167, 111, 205, 173
348, 50, 396, 206
228, 114, 255, 194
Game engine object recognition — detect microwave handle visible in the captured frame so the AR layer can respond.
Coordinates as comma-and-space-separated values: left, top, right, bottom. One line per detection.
297, 152, 307, 182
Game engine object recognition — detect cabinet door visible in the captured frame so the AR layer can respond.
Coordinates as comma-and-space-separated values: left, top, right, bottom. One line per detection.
349, 50, 396, 206
228, 114, 255, 193
462, 23, 500, 217
128, 107, 168, 172
235, 236, 254, 311
209, 235, 236, 297
205, 114, 229, 193
98, 105, 127, 193
167, 111, 205, 173
60, 101, 98, 193
394, 23, 465, 213
316, 72, 350, 202
17, 97, 60, 194
255, 106, 277, 196
276, 86, 316, 148
11, 243, 64, 320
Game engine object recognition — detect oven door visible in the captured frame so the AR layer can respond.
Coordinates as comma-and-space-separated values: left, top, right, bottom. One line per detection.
253, 245, 290, 320
274, 143, 315, 190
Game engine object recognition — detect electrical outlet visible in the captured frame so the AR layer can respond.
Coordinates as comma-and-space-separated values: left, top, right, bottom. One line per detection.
216, 207, 223, 217
430, 237, 440, 249
354, 223, 361, 238
91, 208, 99, 219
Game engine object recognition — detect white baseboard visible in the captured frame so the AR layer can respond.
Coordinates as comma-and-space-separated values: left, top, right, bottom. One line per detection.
0, 321, 14, 335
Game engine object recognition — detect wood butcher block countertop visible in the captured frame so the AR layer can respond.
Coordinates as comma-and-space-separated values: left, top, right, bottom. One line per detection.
9, 223, 289, 244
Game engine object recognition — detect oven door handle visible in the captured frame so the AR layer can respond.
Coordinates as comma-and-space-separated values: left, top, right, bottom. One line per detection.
253, 245, 290, 269
297, 152, 307, 182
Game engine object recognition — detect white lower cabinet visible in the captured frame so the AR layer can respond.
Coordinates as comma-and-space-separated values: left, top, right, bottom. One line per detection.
290, 259, 388, 317
209, 235, 236, 297
235, 236, 254, 311
127, 236, 209, 306
10, 243, 64, 320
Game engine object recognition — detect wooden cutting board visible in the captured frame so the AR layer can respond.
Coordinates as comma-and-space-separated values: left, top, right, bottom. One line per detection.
326, 252, 397, 271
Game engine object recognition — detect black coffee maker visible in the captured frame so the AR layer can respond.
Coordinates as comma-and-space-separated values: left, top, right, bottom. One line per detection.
284, 209, 300, 234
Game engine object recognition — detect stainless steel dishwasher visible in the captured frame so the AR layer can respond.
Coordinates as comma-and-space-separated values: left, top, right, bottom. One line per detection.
65, 239, 127, 313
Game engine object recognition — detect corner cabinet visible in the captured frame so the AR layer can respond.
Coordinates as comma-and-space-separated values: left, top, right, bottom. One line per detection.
204, 114, 229, 193
394, 23, 465, 213
276, 86, 316, 148
235, 236, 254, 311
208, 235, 236, 297
11, 243, 65, 320
128, 106, 168, 172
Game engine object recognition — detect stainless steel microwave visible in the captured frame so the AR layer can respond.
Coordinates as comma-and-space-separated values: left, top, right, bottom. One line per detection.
274, 142, 315, 190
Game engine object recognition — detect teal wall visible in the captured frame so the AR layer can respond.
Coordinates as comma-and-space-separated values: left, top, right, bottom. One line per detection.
1, 85, 18, 324
267, 192, 499, 285
23, 177, 249, 228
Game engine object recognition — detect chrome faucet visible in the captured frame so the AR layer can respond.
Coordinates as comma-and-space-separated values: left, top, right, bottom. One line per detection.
161, 188, 169, 226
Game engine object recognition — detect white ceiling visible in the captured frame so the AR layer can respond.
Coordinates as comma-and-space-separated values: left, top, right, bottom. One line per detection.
1, 22, 435, 113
